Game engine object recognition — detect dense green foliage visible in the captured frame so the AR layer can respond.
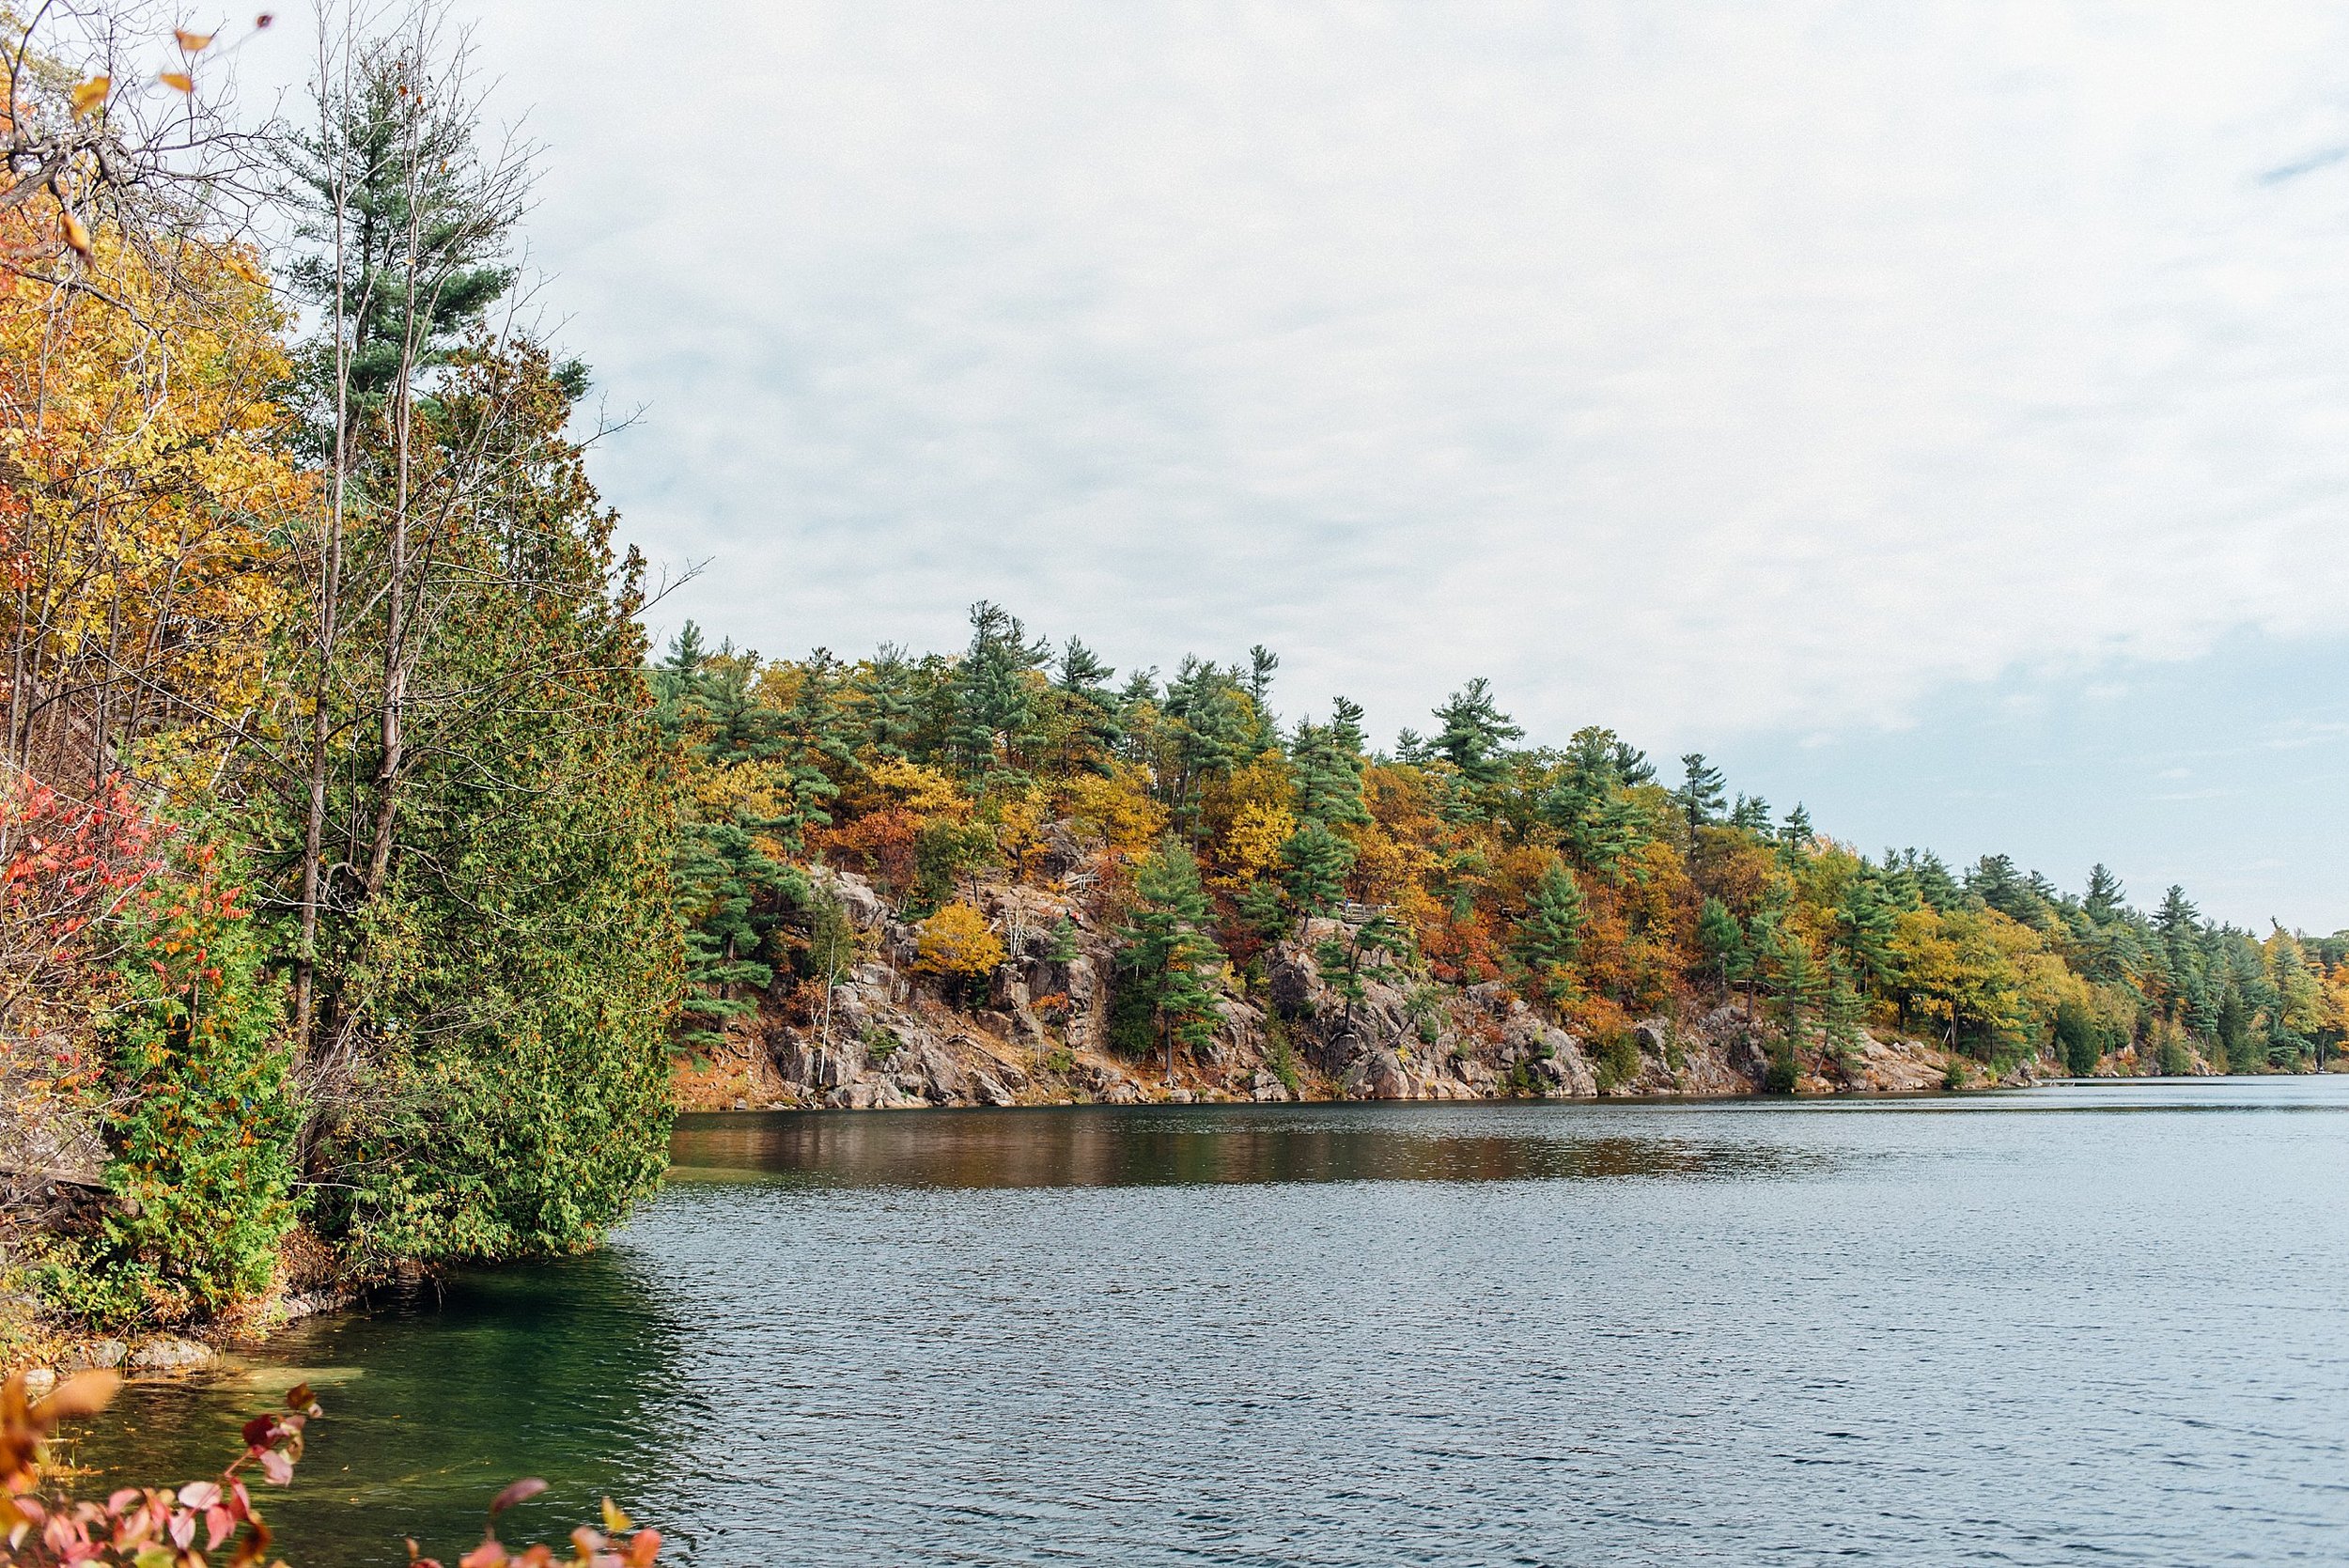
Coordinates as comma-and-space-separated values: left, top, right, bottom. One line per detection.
0, 19, 681, 1329
41, 843, 301, 1325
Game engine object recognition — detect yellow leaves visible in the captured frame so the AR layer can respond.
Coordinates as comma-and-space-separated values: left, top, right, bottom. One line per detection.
175, 29, 216, 52
70, 77, 109, 116
1213, 800, 1294, 889
160, 71, 194, 94
41, 1370, 122, 1421
913, 903, 1005, 980
0, 229, 309, 799
850, 756, 969, 821
1055, 765, 1167, 858
601, 1498, 633, 1534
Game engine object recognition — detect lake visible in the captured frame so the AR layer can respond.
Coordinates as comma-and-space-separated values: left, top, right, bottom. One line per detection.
74, 1079, 2349, 1564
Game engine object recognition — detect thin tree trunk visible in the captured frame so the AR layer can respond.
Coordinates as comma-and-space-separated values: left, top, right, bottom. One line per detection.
295, 11, 357, 1045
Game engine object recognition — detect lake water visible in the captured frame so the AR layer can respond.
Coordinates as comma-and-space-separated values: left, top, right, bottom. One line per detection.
75, 1079, 2349, 1565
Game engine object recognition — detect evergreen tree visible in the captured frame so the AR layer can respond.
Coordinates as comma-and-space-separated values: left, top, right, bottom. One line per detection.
949, 601, 1052, 776
1242, 644, 1281, 752
1314, 913, 1411, 1042
1052, 638, 1125, 768
2083, 863, 2127, 924
1116, 839, 1228, 1079
1907, 849, 1963, 913
1293, 714, 1371, 827
1509, 861, 1587, 1006
1430, 678, 1523, 787
281, 35, 525, 419
1280, 819, 1358, 924
1696, 897, 1747, 1000
1834, 870, 1899, 994
1676, 753, 1728, 840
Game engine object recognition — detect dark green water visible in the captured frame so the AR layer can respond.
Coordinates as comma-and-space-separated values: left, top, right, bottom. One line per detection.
74, 1079, 2349, 1564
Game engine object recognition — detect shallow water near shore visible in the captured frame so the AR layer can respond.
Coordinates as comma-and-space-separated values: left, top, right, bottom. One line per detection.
74, 1079, 2349, 1564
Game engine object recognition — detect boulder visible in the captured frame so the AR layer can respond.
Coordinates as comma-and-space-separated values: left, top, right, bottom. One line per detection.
809, 867, 888, 931
127, 1338, 212, 1373
1342, 1048, 1415, 1100
1040, 819, 1106, 882
58, 1339, 128, 1372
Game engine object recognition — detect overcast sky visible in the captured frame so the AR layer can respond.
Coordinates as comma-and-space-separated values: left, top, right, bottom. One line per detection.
251, 3, 2349, 929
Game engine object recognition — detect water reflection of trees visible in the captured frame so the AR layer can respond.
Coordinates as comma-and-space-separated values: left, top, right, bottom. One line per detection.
671, 1107, 1826, 1189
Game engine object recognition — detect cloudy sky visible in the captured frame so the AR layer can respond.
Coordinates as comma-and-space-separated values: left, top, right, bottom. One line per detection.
255, 2, 2349, 928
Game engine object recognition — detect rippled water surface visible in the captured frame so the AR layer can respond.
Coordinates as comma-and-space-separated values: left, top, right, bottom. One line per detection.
79, 1079, 2349, 1564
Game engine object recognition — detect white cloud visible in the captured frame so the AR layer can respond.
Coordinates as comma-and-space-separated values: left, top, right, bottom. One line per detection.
306, 2, 2349, 744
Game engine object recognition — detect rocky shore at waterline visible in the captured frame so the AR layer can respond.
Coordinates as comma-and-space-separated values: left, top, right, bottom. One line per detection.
678, 868, 1982, 1114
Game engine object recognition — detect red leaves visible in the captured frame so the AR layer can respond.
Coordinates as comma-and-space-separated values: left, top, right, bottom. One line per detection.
0, 1383, 311, 1565
489, 1477, 548, 1517
0, 1381, 659, 1567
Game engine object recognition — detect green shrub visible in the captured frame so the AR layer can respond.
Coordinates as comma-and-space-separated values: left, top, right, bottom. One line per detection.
43, 842, 301, 1327
1594, 1031, 1641, 1092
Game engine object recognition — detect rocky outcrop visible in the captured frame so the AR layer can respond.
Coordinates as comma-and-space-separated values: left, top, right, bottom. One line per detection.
676, 855, 1974, 1113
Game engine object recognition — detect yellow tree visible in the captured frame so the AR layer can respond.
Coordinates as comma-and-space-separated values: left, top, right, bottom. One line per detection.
0, 229, 306, 790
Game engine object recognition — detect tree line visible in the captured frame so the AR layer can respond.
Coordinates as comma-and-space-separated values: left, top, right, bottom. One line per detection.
659, 602, 2348, 1087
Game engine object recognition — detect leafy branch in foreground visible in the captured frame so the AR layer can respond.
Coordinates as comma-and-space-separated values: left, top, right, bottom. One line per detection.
0, 1374, 660, 1568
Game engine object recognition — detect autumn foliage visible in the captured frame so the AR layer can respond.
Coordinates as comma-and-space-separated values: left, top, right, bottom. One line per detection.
0, 1374, 661, 1568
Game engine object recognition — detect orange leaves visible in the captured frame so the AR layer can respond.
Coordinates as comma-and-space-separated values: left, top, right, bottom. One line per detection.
447, 1480, 663, 1568
174, 29, 216, 53
69, 78, 108, 117
159, 71, 194, 94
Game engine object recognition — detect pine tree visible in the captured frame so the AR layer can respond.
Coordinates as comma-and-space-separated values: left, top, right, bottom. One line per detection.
1292, 715, 1370, 827
1430, 678, 1522, 787
852, 643, 924, 760
2083, 863, 2127, 924
1509, 862, 1586, 1006
1242, 644, 1281, 753
1116, 839, 1227, 1079
1052, 638, 1125, 769
1045, 914, 1082, 966
1696, 897, 1747, 1000
949, 601, 1052, 776
1675, 753, 1727, 840
1279, 819, 1357, 924
1833, 872, 1898, 995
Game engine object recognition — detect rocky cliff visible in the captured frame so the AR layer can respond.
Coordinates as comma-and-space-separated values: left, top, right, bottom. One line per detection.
675, 866, 1972, 1111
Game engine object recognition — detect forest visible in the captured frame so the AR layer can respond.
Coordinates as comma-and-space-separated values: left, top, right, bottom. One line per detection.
0, 0, 2342, 1361
657, 606, 2349, 1103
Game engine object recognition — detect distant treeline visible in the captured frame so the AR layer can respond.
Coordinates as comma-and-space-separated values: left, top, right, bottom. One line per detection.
657, 602, 2347, 1079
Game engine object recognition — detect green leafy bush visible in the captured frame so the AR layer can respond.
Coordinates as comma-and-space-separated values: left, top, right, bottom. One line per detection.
42, 843, 300, 1327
